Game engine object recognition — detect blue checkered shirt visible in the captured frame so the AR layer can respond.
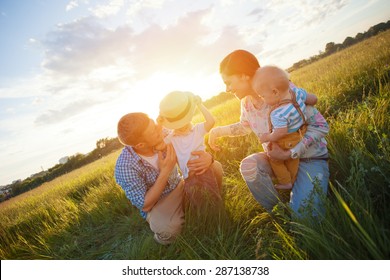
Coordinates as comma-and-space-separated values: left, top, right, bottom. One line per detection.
114, 146, 182, 219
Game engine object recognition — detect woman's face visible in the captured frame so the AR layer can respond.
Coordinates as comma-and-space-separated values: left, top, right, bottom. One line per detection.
221, 73, 253, 100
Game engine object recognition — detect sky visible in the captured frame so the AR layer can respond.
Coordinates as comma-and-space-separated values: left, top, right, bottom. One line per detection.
0, 0, 389, 186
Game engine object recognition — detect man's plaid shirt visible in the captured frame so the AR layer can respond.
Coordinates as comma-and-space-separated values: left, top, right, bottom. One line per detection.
114, 146, 182, 219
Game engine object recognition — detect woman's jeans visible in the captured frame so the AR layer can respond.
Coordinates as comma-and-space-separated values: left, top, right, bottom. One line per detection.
240, 152, 329, 218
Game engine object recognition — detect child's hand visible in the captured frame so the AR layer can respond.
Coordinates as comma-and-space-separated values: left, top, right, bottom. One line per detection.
259, 133, 270, 143
156, 115, 164, 125
194, 95, 202, 105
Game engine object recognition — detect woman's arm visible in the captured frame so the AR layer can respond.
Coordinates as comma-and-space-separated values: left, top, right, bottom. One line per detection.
305, 93, 318, 106
208, 122, 251, 151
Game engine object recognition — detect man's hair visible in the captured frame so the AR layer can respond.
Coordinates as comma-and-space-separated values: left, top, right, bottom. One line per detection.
117, 112, 150, 146
219, 50, 260, 77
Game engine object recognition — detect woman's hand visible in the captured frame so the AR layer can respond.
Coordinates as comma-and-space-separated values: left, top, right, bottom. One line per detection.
208, 128, 221, 151
187, 150, 213, 175
266, 142, 291, 161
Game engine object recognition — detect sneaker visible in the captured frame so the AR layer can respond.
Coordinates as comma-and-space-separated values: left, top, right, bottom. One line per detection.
154, 232, 175, 245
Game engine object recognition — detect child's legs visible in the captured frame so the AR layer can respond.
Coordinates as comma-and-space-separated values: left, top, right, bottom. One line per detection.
184, 168, 221, 207
269, 159, 291, 185
211, 160, 223, 191
285, 158, 300, 183
271, 132, 304, 187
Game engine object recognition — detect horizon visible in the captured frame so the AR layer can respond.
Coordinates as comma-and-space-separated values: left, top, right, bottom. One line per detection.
1, 0, 389, 186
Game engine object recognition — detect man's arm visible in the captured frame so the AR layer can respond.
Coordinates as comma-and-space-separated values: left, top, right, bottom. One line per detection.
142, 144, 177, 212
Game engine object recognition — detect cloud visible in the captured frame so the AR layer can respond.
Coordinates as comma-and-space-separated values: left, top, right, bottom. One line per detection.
247, 7, 267, 19
66, 1, 79, 11
259, 42, 299, 66
89, 0, 125, 18
125, 0, 166, 19
305, 0, 349, 26
40, 7, 261, 80
13, 4, 264, 129
0, 75, 54, 98
42, 17, 135, 77
264, 0, 349, 30
131, 8, 264, 77
34, 99, 101, 126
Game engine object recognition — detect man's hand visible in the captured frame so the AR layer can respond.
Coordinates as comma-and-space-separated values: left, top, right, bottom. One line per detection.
208, 128, 221, 151
158, 143, 177, 175
266, 142, 291, 161
143, 144, 177, 213
187, 150, 213, 175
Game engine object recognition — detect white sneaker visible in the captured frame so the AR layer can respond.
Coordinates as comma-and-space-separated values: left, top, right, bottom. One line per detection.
154, 232, 175, 245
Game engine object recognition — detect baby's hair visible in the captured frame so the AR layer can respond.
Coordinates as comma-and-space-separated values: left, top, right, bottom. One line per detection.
252, 65, 290, 93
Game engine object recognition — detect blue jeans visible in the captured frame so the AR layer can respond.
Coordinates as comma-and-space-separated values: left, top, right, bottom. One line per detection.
240, 153, 329, 218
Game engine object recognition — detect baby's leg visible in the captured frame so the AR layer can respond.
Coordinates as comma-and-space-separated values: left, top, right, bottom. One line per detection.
269, 159, 292, 189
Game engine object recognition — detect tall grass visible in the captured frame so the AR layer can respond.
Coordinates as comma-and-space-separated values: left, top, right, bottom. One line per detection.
1, 30, 389, 260
262, 30, 390, 260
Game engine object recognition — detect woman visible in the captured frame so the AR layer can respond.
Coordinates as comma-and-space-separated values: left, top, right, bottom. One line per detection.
208, 50, 329, 218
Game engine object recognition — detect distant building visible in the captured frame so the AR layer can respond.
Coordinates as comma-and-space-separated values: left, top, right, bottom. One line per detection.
59, 156, 69, 164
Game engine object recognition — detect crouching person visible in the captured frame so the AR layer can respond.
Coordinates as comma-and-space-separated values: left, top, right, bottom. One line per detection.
114, 112, 218, 245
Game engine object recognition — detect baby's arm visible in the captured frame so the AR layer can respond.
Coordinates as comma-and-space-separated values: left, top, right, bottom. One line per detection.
260, 127, 288, 143
305, 93, 318, 106
195, 96, 215, 132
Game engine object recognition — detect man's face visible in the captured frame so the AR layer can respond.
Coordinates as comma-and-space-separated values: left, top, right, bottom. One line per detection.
140, 119, 165, 150
222, 73, 252, 100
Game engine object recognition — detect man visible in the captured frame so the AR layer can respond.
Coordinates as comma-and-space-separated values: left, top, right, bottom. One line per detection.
115, 112, 222, 245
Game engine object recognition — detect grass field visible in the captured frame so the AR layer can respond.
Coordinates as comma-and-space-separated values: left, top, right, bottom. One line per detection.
1, 30, 389, 260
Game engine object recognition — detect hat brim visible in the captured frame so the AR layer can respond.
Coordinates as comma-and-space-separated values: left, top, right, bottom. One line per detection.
160, 92, 196, 130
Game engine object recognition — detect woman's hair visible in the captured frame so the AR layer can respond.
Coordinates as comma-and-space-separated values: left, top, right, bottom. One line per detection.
219, 50, 260, 77
117, 112, 150, 146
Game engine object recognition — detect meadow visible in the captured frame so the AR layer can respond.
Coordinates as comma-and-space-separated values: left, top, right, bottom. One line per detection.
0, 30, 389, 260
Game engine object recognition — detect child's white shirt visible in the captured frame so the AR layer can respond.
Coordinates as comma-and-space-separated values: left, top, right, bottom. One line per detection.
164, 123, 206, 179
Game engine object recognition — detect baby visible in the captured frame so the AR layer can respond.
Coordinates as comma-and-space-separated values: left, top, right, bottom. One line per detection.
253, 66, 318, 189
158, 91, 221, 206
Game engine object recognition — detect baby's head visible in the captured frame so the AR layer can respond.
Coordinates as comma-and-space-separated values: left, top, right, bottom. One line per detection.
252, 65, 290, 106
158, 91, 197, 131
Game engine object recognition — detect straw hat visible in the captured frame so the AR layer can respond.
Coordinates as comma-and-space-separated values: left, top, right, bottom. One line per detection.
159, 91, 196, 129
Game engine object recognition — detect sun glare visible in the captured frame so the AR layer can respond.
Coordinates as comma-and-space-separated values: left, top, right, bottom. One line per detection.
123, 71, 222, 120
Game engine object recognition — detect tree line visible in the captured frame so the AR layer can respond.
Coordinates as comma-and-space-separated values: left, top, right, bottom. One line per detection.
1, 137, 122, 201
287, 20, 390, 72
